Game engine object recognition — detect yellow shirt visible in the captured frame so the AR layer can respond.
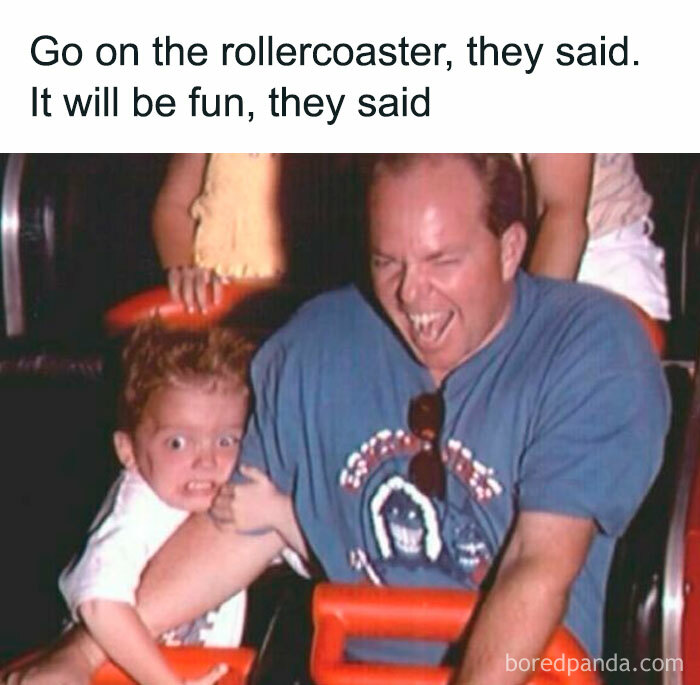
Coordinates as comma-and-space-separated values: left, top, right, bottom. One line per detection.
191, 153, 285, 278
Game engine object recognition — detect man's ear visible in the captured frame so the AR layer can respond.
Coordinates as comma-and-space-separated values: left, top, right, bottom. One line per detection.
113, 431, 136, 470
500, 221, 527, 280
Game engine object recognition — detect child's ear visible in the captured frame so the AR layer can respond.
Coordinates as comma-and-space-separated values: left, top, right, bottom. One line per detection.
113, 431, 136, 470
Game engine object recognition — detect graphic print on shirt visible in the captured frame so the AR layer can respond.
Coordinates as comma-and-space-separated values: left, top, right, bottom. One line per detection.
160, 594, 244, 647
339, 428, 503, 588
161, 614, 215, 646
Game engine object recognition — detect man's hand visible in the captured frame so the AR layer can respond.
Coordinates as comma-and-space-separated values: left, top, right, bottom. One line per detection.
210, 469, 308, 561
167, 266, 226, 313
209, 482, 236, 526
227, 465, 289, 534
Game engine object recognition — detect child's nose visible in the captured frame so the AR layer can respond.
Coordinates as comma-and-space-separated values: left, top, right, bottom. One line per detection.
194, 442, 218, 468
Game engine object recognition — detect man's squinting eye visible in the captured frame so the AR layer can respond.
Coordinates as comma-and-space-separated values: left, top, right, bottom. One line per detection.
371, 255, 394, 270
218, 435, 240, 448
434, 254, 461, 267
166, 435, 187, 451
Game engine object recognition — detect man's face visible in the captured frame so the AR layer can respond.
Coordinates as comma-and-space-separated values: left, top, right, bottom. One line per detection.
369, 157, 524, 384
114, 381, 249, 512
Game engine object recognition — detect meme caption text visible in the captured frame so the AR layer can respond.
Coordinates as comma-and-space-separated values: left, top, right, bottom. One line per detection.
31, 34, 638, 125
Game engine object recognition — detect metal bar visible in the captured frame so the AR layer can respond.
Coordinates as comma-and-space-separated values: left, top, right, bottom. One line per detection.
43, 192, 57, 291
663, 346, 700, 684
1, 153, 26, 336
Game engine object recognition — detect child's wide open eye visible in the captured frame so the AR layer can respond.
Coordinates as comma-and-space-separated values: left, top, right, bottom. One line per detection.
218, 435, 239, 449
167, 435, 187, 451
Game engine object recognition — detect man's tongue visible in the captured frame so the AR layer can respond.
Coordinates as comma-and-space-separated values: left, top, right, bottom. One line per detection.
410, 311, 450, 345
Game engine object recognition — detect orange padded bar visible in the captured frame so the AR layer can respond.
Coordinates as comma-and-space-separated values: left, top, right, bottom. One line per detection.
92, 646, 256, 685
104, 281, 274, 335
311, 584, 599, 685
314, 584, 478, 641
3, 647, 256, 685
628, 302, 665, 357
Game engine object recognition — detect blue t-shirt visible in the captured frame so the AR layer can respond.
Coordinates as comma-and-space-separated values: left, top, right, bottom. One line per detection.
239, 272, 669, 662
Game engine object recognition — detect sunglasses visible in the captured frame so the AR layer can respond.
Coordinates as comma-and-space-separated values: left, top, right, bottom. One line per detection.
408, 391, 446, 500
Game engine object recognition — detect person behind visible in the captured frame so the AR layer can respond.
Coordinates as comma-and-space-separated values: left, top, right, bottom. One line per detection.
56, 321, 303, 685
152, 154, 286, 313
152, 153, 363, 312
2, 154, 669, 685
523, 153, 670, 320
156, 154, 669, 323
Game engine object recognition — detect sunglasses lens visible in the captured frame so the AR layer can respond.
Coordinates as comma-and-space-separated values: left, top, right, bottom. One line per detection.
408, 392, 446, 499
409, 448, 446, 500
408, 392, 445, 441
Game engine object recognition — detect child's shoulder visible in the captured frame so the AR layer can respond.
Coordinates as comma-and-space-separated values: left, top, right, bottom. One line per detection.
91, 470, 187, 537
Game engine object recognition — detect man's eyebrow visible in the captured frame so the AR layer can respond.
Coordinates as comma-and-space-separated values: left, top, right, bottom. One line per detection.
370, 249, 395, 259
425, 247, 464, 261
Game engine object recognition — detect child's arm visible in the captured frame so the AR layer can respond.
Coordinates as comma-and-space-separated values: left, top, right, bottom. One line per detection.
212, 465, 308, 560
78, 599, 227, 685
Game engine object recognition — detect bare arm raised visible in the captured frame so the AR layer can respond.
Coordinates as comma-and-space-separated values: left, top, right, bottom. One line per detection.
527, 153, 593, 280
152, 153, 226, 312
152, 153, 206, 270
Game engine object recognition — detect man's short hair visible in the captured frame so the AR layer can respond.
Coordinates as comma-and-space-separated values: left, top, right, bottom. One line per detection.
368, 153, 524, 237
118, 320, 256, 432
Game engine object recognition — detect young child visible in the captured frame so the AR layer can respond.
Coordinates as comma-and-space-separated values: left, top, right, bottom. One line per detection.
59, 321, 304, 685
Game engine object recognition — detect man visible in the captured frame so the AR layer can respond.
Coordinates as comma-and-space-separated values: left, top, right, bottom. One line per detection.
3, 154, 668, 685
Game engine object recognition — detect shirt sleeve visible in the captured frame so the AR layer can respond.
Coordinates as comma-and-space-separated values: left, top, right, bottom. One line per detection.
59, 477, 185, 616
236, 339, 298, 494
518, 305, 670, 537
59, 526, 150, 615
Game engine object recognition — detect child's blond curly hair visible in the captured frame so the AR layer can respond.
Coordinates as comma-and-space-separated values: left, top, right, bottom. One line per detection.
119, 320, 256, 432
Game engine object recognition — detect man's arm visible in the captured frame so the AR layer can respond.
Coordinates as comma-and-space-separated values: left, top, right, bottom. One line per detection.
527, 154, 593, 279
137, 511, 285, 635
454, 511, 595, 685
1, 514, 285, 684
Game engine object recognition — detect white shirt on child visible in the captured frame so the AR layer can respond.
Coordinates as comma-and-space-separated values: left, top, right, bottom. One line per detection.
59, 469, 247, 647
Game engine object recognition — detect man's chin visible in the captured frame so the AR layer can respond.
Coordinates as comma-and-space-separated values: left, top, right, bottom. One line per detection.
410, 349, 455, 383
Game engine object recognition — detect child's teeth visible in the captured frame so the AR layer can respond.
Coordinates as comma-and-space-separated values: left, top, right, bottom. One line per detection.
187, 481, 214, 491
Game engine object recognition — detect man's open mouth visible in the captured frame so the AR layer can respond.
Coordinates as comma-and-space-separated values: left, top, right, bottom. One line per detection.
406, 310, 453, 347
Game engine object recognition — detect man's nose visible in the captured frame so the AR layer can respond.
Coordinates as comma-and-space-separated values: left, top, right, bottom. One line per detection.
398, 263, 423, 306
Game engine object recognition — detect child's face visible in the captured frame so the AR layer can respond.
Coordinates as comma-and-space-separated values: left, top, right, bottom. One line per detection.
114, 381, 249, 512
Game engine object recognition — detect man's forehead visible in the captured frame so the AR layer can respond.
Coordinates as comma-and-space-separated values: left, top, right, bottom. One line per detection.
371, 157, 485, 213
369, 157, 489, 247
